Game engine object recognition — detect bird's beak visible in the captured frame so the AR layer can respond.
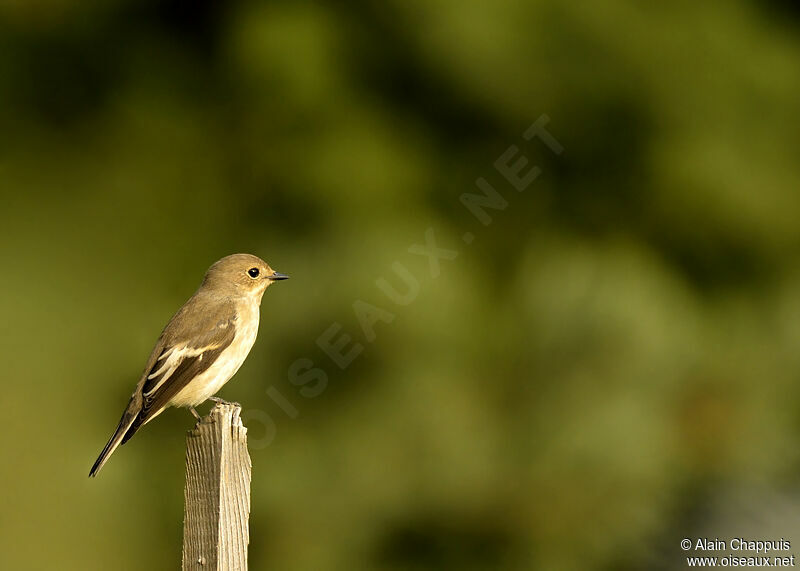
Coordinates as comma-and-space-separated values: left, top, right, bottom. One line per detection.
268, 272, 290, 281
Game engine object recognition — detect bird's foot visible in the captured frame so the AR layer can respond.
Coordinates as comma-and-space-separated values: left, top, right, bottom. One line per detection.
208, 396, 240, 407
189, 406, 202, 421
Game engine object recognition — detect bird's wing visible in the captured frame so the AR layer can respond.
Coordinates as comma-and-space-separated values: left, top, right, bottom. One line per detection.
120, 298, 238, 443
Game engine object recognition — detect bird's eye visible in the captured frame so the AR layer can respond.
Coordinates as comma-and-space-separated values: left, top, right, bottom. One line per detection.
247, 267, 260, 278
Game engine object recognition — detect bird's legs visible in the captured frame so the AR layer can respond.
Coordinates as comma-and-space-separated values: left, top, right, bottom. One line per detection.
189, 406, 201, 421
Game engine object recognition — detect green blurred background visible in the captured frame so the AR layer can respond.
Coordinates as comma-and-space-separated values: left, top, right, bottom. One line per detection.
2, 1, 800, 569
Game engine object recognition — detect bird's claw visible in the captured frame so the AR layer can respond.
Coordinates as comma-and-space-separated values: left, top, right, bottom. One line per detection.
208, 396, 240, 407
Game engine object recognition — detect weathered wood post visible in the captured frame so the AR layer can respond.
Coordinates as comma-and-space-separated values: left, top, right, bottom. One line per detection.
182, 403, 251, 570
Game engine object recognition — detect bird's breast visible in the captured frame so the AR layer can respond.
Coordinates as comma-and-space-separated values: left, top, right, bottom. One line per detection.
170, 301, 260, 408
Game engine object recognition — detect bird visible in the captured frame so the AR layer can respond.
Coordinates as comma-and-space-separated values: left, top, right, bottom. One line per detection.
89, 253, 289, 477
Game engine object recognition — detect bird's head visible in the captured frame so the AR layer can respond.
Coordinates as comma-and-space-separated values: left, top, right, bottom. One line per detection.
202, 253, 289, 300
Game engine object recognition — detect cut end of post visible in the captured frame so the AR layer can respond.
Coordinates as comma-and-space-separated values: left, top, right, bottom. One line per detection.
188, 402, 247, 438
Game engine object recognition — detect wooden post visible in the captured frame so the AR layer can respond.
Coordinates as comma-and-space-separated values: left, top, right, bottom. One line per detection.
182, 403, 251, 570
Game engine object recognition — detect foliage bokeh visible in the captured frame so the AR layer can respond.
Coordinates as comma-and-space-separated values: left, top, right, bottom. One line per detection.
2, 1, 800, 569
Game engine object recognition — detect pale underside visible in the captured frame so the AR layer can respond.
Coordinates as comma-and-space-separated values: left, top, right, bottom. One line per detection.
144, 301, 259, 423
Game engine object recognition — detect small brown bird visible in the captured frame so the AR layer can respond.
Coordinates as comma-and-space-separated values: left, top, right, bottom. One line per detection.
89, 253, 288, 477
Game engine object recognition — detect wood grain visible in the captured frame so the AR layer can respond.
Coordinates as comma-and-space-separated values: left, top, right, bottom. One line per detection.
182, 403, 251, 570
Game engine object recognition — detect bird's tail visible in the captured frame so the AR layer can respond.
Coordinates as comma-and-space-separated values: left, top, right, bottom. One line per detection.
89, 397, 139, 477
